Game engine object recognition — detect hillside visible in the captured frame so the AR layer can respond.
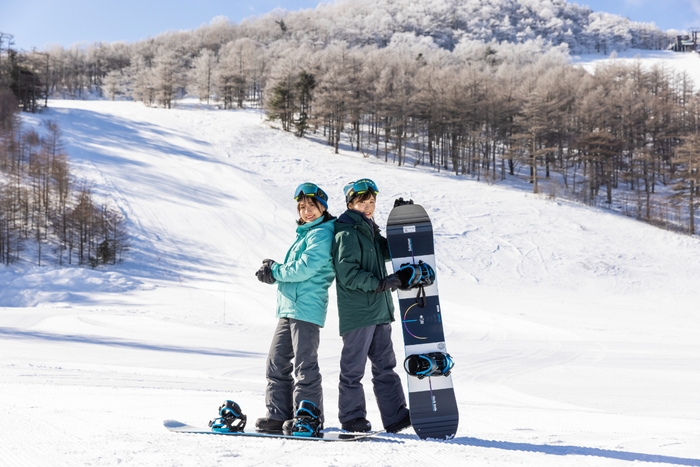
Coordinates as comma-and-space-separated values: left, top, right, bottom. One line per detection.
0, 98, 699, 465
8, 0, 673, 115
259, 0, 671, 53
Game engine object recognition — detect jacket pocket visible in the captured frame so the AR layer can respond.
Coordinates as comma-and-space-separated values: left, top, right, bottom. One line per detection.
367, 290, 381, 307
279, 282, 298, 304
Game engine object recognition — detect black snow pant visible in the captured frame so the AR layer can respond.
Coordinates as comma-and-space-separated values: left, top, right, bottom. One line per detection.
264, 318, 323, 422
338, 323, 408, 429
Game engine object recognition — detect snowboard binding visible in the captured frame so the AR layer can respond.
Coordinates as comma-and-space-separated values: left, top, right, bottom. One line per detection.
209, 400, 247, 433
393, 197, 414, 207
404, 352, 454, 379
398, 260, 436, 308
290, 400, 323, 437
398, 260, 435, 290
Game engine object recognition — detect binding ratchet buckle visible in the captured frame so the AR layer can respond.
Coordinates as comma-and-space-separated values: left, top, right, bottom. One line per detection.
404, 352, 454, 379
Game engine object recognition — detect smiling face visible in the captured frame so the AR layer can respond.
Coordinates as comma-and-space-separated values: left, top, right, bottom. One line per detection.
349, 193, 376, 219
298, 197, 324, 223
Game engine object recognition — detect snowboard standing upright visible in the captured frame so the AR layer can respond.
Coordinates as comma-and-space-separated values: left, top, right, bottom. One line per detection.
386, 202, 459, 440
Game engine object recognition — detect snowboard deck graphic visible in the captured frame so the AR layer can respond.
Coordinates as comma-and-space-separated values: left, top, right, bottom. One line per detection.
386, 203, 459, 440
163, 420, 382, 442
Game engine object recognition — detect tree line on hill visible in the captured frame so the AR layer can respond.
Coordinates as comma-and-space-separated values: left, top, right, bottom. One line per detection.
260, 41, 700, 234
0, 47, 127, 266
2, 0, 673, 108
2, 0, 697, 234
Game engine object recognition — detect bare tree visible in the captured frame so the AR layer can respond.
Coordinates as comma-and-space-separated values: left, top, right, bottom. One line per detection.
216, 39, 259, 108
152, 48, 184, 108
192, 48, 217, 104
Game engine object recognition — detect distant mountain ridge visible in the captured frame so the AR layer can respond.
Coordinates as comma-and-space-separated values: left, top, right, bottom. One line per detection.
247, 0, 671, 54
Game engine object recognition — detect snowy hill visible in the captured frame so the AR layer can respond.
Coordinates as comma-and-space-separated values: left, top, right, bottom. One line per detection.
1, 98, 700, 466
263, 0, 670, 53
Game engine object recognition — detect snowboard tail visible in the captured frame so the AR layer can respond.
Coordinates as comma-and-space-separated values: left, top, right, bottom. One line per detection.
407, 388, 459, 439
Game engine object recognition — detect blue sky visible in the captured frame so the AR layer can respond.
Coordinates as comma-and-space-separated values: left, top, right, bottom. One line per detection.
581, 0, 700, 32
1, 0, 698, 51
0, 0, 322, 50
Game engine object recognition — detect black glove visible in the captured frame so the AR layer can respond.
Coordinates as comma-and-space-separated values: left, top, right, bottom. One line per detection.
375, 273, 402, 293
393, 198, 414, 207
396, 265, 415, 288
395, 261, 435, 289
255, 259, 276, 284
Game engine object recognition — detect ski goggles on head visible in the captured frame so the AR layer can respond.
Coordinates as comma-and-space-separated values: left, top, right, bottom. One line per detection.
344, 178, 379, 204
294, 182, 329, 209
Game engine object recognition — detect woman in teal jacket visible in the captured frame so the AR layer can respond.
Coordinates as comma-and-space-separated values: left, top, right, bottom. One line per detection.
254, 183, 335, 437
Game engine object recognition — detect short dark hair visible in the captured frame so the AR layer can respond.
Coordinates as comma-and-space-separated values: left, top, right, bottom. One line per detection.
347, 191, 376, 206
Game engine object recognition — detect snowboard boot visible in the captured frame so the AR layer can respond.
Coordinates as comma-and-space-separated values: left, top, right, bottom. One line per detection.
341, 417, 372, 433
385, 411, 411, 433
282, 419, 294, 435
280, 417, 322, 435
254, 417, 285, 433
404, 352, 454, 379
209, 400, 247, 433
289, 400, 323, 437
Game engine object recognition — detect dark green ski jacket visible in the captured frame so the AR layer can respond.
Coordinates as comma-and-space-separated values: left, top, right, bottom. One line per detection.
332, 209, 394, 336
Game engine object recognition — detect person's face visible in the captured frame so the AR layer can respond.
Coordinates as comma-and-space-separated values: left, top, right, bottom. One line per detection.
349, 196, 376, 219
298, 198, 323, 223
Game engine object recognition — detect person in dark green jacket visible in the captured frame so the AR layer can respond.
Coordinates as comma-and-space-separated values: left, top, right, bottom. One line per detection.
332, 178, 412, 434
254, 182, 335, 437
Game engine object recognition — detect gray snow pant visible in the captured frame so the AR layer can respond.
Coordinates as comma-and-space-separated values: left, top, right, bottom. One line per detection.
338, 323, 408, 429
264, 318, 323, 422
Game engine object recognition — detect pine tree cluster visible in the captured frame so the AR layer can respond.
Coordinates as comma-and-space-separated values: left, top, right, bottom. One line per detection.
0, 93, 128, 266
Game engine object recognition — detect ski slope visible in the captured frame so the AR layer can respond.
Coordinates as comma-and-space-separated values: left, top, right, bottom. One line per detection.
572, 48, 700, 89
1, 95, 700, 466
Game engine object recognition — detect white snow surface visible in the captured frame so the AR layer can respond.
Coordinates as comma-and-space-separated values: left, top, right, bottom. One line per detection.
572, 48, 700, 89
2, 93, 700, 466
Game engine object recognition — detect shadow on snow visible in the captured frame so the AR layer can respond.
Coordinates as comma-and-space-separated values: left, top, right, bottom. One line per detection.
451, 436, 700, 466
0, 327, 264, 359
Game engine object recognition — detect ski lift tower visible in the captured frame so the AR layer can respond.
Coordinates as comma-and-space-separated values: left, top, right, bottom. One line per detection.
690, 28, 700, 52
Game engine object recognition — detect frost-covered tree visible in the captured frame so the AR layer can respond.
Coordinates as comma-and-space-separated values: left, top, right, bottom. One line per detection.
264, 54, 303, 131
102, 70, 124, 100
673, 93, 700, 234
128, 55, 156, 106
191, 48, 217, 104
314, 43, 367, 152
216, 38, 260, 109
152, 48, 184, 108
38, 0, 675, 105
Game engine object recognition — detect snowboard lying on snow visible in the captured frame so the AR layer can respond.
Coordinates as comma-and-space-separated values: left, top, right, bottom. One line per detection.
163, 419, 382, 442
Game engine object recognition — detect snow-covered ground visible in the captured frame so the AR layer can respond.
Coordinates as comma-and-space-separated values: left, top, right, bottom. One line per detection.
572, 48, 700, 88
1, 94, 700, 466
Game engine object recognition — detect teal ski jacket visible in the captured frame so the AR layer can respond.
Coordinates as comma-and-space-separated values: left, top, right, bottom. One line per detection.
271, 216, 336, 327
